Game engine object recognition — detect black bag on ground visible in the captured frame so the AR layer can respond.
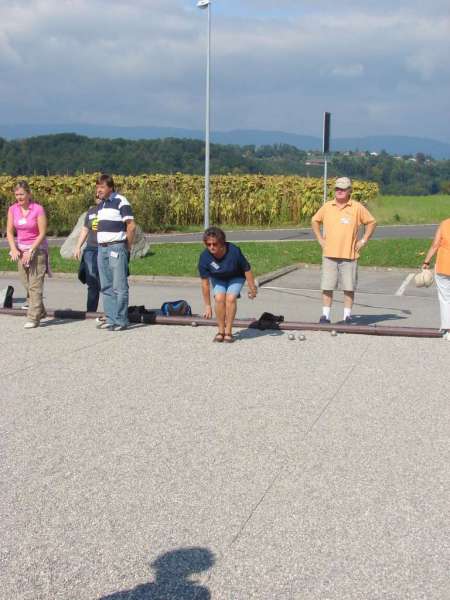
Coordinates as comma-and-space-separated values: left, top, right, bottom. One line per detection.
160, 300, 192, 317
142, 310, 157, 324
128, 305, 145, 323
0, 285, 14, 309
249, 312, 284, 331
128, 305, 157, 324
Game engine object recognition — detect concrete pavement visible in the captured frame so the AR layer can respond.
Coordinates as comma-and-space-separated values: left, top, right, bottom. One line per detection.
0, 224, 438, 248
1, 317, 449, 599
1, 267, 449, 599
147, 224, 438, 244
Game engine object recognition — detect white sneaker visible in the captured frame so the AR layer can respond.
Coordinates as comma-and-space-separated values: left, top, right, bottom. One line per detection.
442, 331, 450, 341
96, 321, 113, 330
24, 321, 39, 329
21, 303, 29, 310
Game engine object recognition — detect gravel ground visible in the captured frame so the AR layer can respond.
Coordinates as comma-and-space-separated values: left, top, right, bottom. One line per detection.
1, 316, 449, 600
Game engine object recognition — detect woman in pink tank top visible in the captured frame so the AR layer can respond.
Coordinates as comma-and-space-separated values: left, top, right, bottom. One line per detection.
6, 180, 49, 328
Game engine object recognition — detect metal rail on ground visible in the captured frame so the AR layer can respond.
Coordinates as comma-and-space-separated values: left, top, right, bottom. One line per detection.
0, 307, 441, 338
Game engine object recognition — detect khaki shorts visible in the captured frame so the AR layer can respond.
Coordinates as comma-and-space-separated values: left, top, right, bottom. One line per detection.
321, 257, 358, 291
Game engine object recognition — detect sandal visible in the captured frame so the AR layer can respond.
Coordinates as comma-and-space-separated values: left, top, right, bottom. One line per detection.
213, 332, 225, 342
224, 334, 235, 343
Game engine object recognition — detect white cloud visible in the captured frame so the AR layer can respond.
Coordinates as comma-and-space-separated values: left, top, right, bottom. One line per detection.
331, 64, 364, 78
0, 0, 448, 140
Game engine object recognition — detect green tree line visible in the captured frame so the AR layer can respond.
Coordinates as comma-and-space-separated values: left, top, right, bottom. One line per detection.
0, 133, 449, 195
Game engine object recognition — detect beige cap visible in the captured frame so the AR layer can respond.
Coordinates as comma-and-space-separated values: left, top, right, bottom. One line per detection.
414, 269, 434, 288
335, 177, 352, 190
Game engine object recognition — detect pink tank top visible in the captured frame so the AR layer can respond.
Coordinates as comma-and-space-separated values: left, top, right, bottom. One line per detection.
8, 202, 47, 248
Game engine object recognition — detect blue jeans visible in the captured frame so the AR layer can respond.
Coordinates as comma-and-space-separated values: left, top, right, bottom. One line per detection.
83, 246, 100, 312
97, 243, 129, 326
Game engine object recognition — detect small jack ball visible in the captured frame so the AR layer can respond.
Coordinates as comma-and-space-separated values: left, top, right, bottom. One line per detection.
288, 333, 295, 340
191, 321, 198, 327
331, 330, 338, 336
298, 334, 306, 341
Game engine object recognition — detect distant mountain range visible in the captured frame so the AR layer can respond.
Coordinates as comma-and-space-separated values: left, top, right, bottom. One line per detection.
1, 123, 449, 159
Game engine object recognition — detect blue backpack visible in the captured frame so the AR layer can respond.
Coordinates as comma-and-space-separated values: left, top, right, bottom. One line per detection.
160, 300, 192, 317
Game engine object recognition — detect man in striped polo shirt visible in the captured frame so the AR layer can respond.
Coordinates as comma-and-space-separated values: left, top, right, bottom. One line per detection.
96, 174, 136, 330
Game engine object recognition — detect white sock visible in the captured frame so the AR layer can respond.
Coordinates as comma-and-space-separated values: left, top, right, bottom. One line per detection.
322, 307, 331, 319
344, 308, 352, 319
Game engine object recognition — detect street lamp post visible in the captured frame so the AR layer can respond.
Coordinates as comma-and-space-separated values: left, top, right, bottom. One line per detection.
197, 0, 212, 230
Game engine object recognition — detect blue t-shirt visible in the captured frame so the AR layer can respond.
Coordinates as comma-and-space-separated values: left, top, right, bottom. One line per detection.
198, 242, 251, 281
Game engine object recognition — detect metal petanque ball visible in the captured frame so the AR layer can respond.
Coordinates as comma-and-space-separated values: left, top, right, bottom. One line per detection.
330, 330, 338, 337
298, 334, 306, 341
191, 321, 198, 327
288, 333, 295, 340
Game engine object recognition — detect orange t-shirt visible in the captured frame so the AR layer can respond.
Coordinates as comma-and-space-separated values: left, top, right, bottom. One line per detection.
435, 219, 450, 276
312, 200, 376, 260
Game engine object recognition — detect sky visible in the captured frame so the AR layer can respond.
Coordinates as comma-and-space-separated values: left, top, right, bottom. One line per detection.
0, 0, 449, 140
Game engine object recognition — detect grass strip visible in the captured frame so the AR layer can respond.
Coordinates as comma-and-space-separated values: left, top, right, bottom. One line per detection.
0, 239, 432, 277
367, 194, 450, 225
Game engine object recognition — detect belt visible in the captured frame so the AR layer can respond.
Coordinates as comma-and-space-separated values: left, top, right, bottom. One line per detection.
99, 240, 127, 247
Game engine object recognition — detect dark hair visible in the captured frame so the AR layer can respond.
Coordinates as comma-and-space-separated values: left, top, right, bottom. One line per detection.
14, 180, 32, 194
203, 226, 226, 245
96, 173, 115, 190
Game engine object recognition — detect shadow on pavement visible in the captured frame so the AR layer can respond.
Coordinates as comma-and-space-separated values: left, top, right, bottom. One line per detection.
39, 318, 79, 327
345, 313, 408, 326
235, 327, 284, 341
99, 547, 214, 600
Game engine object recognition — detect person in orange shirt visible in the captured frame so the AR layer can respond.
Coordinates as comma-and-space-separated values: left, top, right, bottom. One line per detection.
311, 177, 377, 324
422, 219, 450, 339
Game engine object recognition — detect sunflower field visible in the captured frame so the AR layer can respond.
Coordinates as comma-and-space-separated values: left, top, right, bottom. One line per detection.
0, 174, 378, 235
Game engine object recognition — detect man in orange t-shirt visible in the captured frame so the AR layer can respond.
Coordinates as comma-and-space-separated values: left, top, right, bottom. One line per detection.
422, 219, 450, 339
311, 177, 376, 324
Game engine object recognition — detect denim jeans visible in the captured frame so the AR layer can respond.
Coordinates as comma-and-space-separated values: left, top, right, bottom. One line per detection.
211, 277, 245, 297
97, 243, 129, 326
83, 246, 100, 312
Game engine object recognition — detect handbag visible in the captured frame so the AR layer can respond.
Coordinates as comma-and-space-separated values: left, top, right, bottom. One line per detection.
414, 269, 433, 288
0, 285, 14, 308
249, 312, 284, 331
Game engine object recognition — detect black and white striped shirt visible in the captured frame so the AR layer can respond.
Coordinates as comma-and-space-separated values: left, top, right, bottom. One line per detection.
97, 192, 134, 244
